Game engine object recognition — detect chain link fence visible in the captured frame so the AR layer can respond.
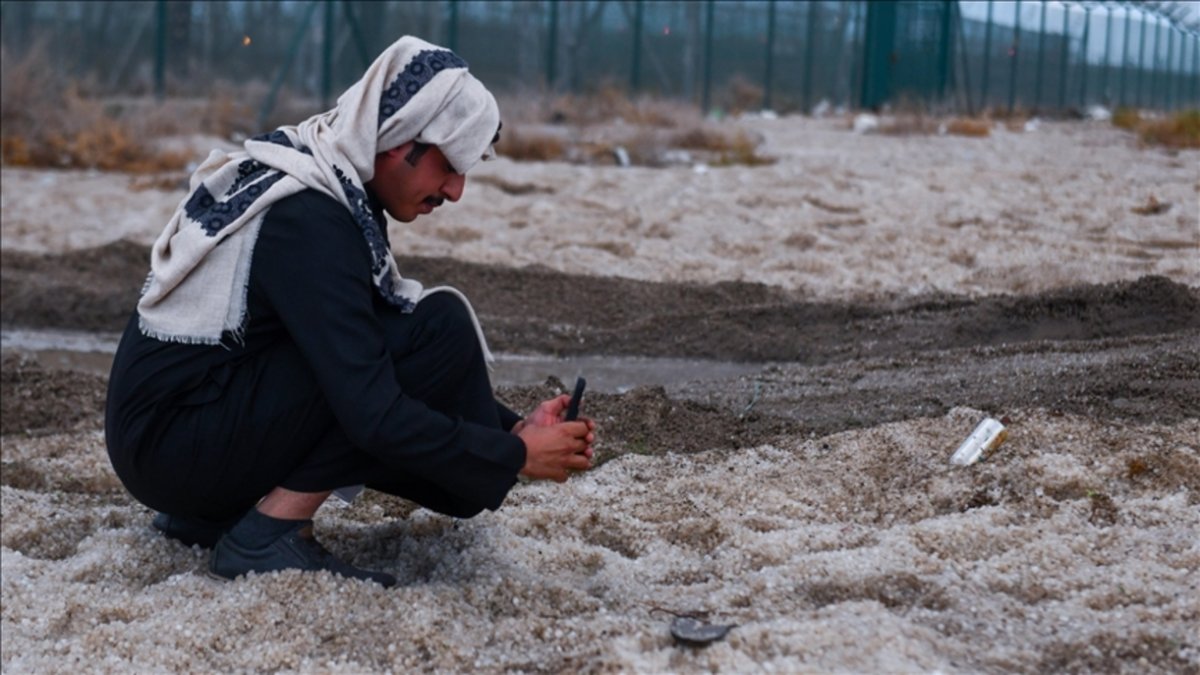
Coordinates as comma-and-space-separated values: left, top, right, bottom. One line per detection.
2, 0, 1197, 120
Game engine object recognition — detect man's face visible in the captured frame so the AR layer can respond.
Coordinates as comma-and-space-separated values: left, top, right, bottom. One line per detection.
366, 142, 465, 223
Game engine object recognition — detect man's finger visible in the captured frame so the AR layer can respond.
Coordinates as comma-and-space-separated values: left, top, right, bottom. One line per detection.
561, 420, 591, 437
566, 454, 591, 471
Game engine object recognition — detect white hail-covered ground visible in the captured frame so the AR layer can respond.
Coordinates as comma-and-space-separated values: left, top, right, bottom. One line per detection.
2, 115, 1197, 672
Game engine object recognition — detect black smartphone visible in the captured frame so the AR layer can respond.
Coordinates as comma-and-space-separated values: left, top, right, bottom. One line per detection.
564, 377, 587, 421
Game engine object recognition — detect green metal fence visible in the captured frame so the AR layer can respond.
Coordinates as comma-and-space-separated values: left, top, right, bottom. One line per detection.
1, 0, 1197, 121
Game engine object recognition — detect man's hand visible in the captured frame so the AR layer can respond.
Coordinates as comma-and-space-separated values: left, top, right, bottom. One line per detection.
525, 394, 572, 428
517, 420, 596, 482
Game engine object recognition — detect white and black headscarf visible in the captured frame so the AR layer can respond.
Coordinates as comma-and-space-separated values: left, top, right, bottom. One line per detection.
137, 36, 501, 346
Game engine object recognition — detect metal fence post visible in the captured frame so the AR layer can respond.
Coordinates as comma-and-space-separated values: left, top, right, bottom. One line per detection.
860, 0, 897, 109
1165, 25, 1174, 110
1120, 5, 1132, 107
1079, 5, 1091, 109
448, 0, 459, 52
937, 0, 953, 103
981, 0, 994, 109
341, 2, 372, 70
830, 1, 850, 106
702, 0, 714, 113
155, 0, 166, 99
954, 0, 976, 114
1008, 0, 1021, 115
1147, 16, 1156, 108
1102, 6, 1114, 105
763, 0, 776, 110
803, 0, 818, 113
850, 1, 867, 110
1035, 0, 1047, 111
1137, 8, 1148, 107
1193, 33, 1199, 107
630, 0, 644, 93
321, 0, 336, 109
259, 0, 322, 132
1058, 2, 1069, 111
546, 0, 558, 90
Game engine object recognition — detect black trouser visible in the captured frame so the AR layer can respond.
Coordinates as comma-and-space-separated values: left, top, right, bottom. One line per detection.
115, 293, 506, 522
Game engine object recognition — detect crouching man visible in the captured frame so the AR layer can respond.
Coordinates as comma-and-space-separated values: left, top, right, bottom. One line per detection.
105, 36, 594, 588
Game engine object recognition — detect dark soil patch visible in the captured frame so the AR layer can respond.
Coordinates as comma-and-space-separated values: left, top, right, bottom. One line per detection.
1, 240, 147, 332
680, 329, 1200, 434
3, 242, 1197, 365
497, 377, 800, 463
2, 242, 1197, 445
1, 353, 107, 436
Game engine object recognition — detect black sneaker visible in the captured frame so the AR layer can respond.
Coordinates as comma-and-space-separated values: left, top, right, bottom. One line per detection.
208, 521, 396, 588
153, 512, 238, 549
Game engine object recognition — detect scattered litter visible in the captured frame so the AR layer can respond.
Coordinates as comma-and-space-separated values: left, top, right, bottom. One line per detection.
669, 617, 736, 647
691, 163, 709, 174
1023, 118, 1040, 133
950, 417, 1008, 466
1087, 105, 1112, 121
852, 113, 879, 134
811, 99, 832, 117
650, 606, 737, 647
1131, 195, 1171, 216
738, 380, 762, 420
659, 149, 692, 165
613, 146, 631, 167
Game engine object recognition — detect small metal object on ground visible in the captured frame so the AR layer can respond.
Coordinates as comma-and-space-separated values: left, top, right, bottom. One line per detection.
669, 617, 735, 646
950, 417, 1008, 466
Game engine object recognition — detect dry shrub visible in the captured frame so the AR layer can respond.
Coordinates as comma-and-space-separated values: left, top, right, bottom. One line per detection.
984, 106, 1030, 130
496, 128, 567, 162
545, 82, 686, 127
0, 45, 187, 172
1112, 107, 1140, 130
1137, 110, 1200, 149
199, 84, 258, 139
879, 115, 938, 135
673, 126, 734, 151
724, 75, 764, 115
672, 126, 774, 166
713, 136, 776, 166
945, 118, 991, 137
1111, 108, 1200, 149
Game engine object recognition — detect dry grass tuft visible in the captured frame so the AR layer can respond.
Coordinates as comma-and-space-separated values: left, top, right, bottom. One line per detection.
1, 46, 198, 172
1111, 108, 1200, 149
1137, 110, 1200, 149
495, 128, 568, 162
877, 112, 940, 136
495, 119, 773, 168
544, 82, 688, 128
945, 118, 992, 137
1111, 107, 1140, 130
1130, 194, 1172, 216
724, 75, 765, 115
672, 127, 774, 166
866, 112, 996, 139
